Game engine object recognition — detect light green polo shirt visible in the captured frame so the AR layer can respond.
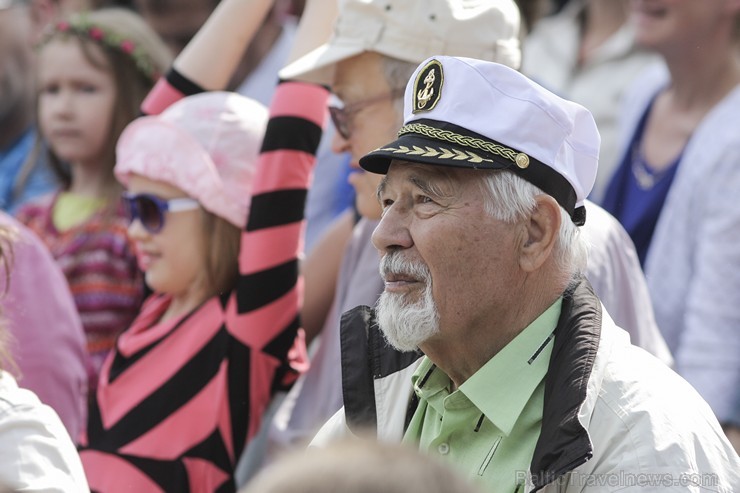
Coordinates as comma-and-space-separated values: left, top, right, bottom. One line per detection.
403, 298, 562, 492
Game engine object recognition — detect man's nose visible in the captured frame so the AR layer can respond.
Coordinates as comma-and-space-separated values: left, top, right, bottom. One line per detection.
371, 203, 413, 254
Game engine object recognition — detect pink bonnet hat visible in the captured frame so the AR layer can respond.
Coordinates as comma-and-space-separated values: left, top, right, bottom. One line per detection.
115, 91, 268, 228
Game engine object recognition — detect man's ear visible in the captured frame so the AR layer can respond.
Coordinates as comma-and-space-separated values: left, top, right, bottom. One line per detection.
519, 195, 561, 273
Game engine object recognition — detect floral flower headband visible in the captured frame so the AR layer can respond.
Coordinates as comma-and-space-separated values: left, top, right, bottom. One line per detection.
39, 16, 160, 82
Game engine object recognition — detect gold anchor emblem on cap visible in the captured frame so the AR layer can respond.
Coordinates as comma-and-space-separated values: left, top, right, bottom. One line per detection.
417, 71, 435, 109
412, 59, 444, 113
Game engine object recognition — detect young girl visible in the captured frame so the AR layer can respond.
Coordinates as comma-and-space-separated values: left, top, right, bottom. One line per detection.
15, 8, 171, 394
78, 0, 330, 489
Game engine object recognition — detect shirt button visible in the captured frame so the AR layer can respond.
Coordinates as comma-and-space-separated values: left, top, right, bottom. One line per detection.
437, 443, 450, 455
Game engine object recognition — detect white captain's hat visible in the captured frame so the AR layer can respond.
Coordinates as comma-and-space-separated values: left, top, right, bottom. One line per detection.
360, 56, 600, 225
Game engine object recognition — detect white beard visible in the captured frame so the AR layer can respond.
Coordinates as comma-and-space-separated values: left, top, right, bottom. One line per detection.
376, 252, 440, 352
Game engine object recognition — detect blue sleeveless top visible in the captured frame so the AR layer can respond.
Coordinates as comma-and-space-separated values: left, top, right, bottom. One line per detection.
601, 99, 682, 267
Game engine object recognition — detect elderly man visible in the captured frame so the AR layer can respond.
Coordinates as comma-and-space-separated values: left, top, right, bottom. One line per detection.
262, 0, 524, 464
313, 56, 739, 492
264, 0, 670, 467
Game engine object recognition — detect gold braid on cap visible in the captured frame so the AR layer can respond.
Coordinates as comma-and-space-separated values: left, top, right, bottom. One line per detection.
38, 15, 160, 82
396, 122, 530, 168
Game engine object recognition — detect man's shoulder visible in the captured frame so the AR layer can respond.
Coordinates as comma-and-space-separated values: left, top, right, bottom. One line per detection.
588, 327, 732, 465
595, 325, 705, 418
583, 341, 740, 489
569, 322, 740, 487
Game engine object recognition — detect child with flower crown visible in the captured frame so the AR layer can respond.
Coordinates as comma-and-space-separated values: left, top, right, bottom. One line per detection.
77, 0, 334, 490
15, 8, 172, 397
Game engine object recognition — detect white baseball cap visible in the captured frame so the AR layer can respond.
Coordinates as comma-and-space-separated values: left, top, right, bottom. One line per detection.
360, 56, 600, 225
279, 0, 522, 85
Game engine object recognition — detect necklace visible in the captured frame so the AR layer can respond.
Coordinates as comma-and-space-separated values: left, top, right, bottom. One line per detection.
630, 146, 670, 191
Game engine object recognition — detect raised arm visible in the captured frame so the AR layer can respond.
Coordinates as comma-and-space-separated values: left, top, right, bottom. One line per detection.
172, 0, 274, 90
231, 0, 339, 387
142, 0, 337, 117
174, 0, 336, 88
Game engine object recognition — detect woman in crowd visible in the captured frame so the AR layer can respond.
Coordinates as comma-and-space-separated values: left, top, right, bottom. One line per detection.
601, 0, 740, 436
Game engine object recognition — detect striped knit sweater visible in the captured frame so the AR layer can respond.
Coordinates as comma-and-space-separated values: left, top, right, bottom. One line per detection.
15, 195, 143, 392
78, 75, 324, 492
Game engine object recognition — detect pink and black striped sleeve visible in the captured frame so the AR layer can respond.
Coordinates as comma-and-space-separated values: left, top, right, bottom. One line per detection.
233, 81, 328, 390
139, 69, 205, 116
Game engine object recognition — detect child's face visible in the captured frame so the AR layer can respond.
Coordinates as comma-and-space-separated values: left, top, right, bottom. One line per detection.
37, 38, 116, 168
125, 174, 210, 307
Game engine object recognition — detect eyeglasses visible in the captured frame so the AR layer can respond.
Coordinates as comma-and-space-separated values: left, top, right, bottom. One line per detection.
329, 88, 405, 140
122, 192, 200, 234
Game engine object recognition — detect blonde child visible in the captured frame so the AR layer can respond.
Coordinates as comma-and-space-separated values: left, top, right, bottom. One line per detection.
77, 0, 332, 489
15, 8, 171, 393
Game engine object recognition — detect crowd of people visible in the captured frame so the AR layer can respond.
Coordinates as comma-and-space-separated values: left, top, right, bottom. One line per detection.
0, 0, 738, 491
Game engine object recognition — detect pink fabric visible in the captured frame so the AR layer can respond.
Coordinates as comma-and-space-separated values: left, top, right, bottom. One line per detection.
249, 150, 317, 196
182, 457, 230, 493
81, 450, 165, 492
96, 297, 224, 428
116, 92, 268, 228
117, 363, 227, 459
238, 222, 303, 275
141, 78, 183, 117
269, 81, 329, 124
224, 290, 297, 349
0, 212, 88, 442
82, 81, 325, 491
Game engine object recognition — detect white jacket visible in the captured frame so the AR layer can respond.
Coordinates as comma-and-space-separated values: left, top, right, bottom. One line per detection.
0, 372, 90, 492
313, 278, 739, 492
618, 63, 740, 424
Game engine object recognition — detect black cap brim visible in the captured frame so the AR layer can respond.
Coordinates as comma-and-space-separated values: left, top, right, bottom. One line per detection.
359, 119, 585, 225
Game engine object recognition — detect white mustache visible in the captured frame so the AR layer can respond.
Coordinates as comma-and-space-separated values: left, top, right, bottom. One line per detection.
379, 252, 431, 283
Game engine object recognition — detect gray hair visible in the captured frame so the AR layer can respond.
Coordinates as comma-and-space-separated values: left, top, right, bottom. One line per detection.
478, 170, 588, 280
